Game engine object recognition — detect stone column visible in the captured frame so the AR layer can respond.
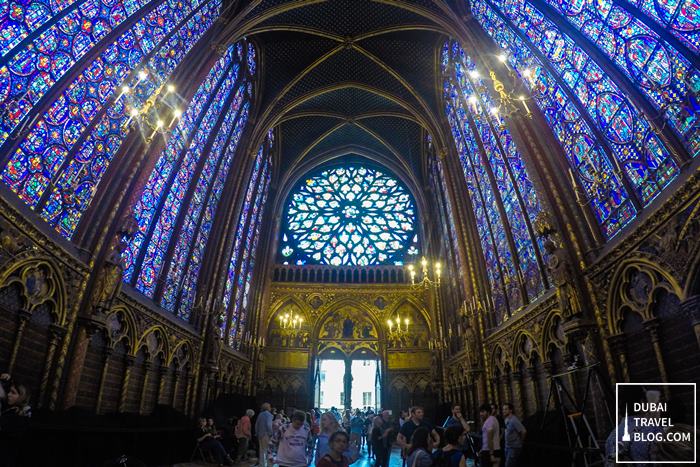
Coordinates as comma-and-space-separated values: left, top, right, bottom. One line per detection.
38, 324, 66, 408
643, 319, 670, 398
606, 334, 629, 382
510, 371, 524, 416
139, 361, 152, 415
95, 347, 113, 414
680, 295, 700, 350
62, 316, 106, 409
8, 310, 31, 373
171, 370, 181, 409
184, 371, 194, 416
541, 361, 553, 411
343, 358, 352, 410
119, 355, 136, 412
156, 364, 168, 405
527, 366, 541, 413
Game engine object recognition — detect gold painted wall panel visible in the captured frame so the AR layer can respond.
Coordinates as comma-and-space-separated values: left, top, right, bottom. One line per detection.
387, 351, 431, 369
267, 350, 309, 369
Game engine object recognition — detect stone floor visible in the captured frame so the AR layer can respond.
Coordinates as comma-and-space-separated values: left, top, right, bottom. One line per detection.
175, 444, 477, 467
175, 445, 404, 467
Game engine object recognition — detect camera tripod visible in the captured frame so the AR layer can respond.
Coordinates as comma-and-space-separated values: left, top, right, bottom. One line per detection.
541, 363, 612, 467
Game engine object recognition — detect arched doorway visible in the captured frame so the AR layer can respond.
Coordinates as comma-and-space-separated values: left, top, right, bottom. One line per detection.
312, 304, 383, 410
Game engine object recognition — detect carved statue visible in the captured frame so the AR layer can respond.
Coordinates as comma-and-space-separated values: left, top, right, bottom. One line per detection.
205, 315, 223, 366
544, 240, 582, 319
342, 317, 354, 338
323, 320, 337, 339
91, 249, 123, 312
256, 350, 266, 379
25, 267, 50, 302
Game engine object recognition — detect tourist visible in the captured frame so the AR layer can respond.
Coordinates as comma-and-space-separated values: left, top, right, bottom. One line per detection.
478, 403, 500, 467
236, 409, 255, 461
255, 402, 274, 467
442, 404, 470, 432
397, 406, 439, 463
370, 413, 391, 467
405, 427, 434, 467
0, 376, 31, 418
316, 431, 355, 467
432, 425, 466, 467
350, 409, 364, 446
502, 403, 526, 467
196, 417, 234, 466
315, 412, 342, 465
269, 410, 315, 467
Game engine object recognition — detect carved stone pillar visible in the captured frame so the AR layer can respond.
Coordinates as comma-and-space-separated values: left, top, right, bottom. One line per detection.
8, 310, 31, 373
119, 355, 136, 412
171, 370, 181, 409
37, 324, 66, 408
680, 295, 700, 350
510, 371, 524, 416
184, 371, 194, 416
527, 366, 540, 413
607, 334, 629, 382
643, 319, 670, 398
95, 347, 113, 414
139, 361, 152, 415
156, 364, 168, 405
62, 316, 105, 409
492, 376, 501, 406
541, 361, 553, 410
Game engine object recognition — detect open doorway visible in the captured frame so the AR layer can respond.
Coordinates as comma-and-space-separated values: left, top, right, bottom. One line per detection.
315, 357, 381, 410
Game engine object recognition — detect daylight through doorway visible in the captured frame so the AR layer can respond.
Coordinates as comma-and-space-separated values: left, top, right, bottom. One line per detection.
315, 358, 380, 410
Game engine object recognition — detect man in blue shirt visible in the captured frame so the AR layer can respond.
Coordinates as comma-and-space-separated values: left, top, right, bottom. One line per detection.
255, 402, 274, 467
502, 403, 526, 467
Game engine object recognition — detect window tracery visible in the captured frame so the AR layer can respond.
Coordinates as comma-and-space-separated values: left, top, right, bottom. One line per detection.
278, 165, 420, 267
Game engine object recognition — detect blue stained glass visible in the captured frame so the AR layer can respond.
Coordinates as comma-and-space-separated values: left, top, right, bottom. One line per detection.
136, 47, 237, 297
175, 103, 250, 320
537, 0, 700, 157
160, 82, 247, 313
247, 42, 255, 75
624, 0, 700, 54
1, 0, 212, 229
471, 0, 637, 238
476, 0, 679, 206
278, 165, 419, 267
450, 42, 545, 300
40, 0, 220, 238
0, 0, 153, 150
221, 141, 266, 338
123, 44, 234, 282
443, 41, 547, 315
231, 163, 269, 348
222, 149, 261, 308
0, 0, 85, 59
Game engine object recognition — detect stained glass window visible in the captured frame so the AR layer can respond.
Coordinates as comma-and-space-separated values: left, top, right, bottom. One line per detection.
122, 39, 256, 321
623, 0, 700, 54
442, 40, 547, 320
538, 0, 700, 157
278, 164, 420, 267
471, 0, 680, 213
1, 0, 220, 239
221, 133, 273, 346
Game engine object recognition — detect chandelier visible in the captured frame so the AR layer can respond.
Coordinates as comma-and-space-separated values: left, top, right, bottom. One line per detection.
386, 314, 410, 338
117, 68, 183, 143
407, 257, 442, 289
279, 312, 304, 330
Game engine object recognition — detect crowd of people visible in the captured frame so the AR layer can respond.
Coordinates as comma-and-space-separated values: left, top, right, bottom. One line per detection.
0, 372, 33, 466
194, 402, 528, 467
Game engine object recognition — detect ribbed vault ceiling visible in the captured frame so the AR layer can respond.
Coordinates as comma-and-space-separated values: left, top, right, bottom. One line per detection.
220, 0, 452, 185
